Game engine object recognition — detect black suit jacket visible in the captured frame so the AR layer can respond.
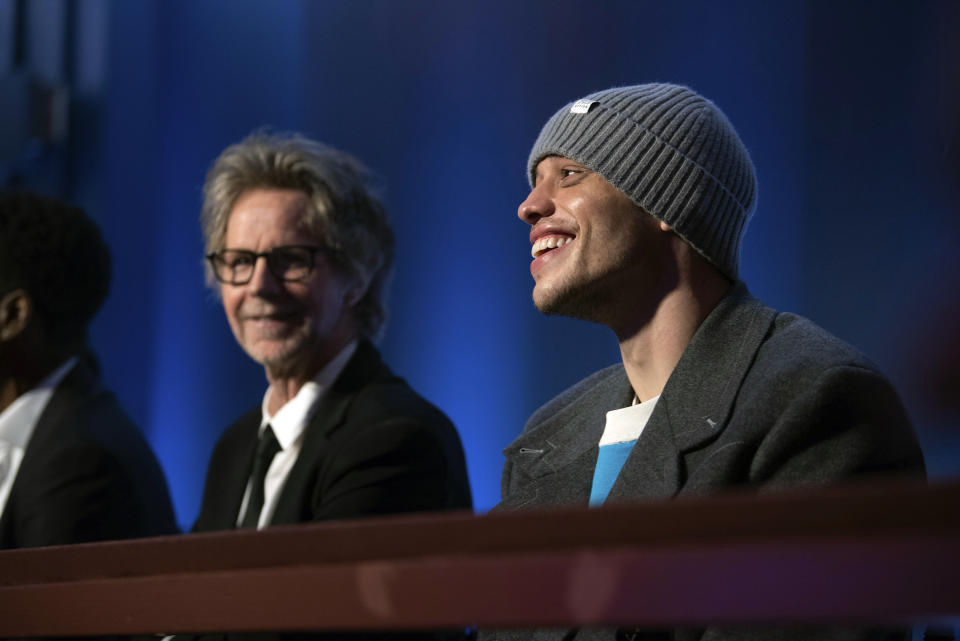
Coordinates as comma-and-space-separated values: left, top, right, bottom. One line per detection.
194, 341, 471, 532
0, 359, 178, 549
188, 342, 471, 641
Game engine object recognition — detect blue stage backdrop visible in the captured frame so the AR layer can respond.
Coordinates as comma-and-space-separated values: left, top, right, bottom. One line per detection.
4, 0, 958, 528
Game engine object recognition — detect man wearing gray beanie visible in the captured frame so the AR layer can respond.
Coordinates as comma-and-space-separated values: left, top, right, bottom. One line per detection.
487, 84, 925, 641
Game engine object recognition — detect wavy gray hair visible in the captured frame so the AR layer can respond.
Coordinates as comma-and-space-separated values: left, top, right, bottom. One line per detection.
201, 131, 394, 339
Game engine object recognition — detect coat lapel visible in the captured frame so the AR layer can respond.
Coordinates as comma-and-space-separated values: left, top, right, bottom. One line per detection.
216, 415, 260, 530
268, 341, 384, 525
190, 408, 260, 532
494, 284, 777, 641
608, 282, 777, 502
500, 368, 634, 509
24, 360, 99, 451
0, 362, 97, 544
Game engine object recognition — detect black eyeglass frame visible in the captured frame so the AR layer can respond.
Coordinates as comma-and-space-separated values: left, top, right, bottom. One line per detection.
205, 244, 332, 285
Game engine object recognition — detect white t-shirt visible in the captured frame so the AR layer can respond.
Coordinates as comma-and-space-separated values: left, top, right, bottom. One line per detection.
600, 394, 661, 446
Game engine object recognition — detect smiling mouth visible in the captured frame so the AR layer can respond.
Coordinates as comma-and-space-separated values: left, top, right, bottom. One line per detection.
242, 308, 300, 323
531, 234, 574, 258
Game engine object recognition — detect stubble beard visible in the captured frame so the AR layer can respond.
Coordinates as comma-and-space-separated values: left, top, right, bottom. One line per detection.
532, 246, 644, 329
245, 323, 313, 380
533, 274, 612, 325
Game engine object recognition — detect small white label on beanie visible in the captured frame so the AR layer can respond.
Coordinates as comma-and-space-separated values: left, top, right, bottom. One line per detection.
570, 99, 599, 114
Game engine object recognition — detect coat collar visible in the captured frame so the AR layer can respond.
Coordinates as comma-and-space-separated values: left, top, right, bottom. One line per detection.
269, 340, 386, 524
501, 365, 630, 507
1, 359, 102, 536
611, 281, 776, 500
503, 282, 777, 506
655, 282, 776, 451
20, 357, 101, 452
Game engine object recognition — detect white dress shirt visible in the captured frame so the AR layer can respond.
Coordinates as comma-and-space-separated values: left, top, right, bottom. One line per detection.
236, 341, 358, 529
0, 357, 78, 517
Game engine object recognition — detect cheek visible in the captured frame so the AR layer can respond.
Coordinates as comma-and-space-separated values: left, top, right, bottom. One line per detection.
221, 291, 243, 326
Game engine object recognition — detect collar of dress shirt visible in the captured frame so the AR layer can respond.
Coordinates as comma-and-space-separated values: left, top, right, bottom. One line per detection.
258, 341, 358, 450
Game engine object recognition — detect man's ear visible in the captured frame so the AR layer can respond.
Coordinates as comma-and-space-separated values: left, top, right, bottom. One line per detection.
344, 270, 371, 309
344, 287, 364, 308
0, 289, 32, 342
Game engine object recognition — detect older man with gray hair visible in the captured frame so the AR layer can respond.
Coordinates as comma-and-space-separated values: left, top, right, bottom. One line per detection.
193, 132, 470, 535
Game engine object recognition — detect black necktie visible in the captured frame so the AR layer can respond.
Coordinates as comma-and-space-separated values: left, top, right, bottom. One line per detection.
240, 425, 281, 529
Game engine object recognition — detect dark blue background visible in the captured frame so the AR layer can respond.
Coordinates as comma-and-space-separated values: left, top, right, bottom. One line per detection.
3, 0, 959, 528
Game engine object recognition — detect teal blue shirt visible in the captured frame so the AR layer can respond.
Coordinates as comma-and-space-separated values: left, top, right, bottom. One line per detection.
589, 439, 637, 506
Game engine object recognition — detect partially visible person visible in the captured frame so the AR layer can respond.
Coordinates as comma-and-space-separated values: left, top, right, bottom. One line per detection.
484, 83, 924, 641
0, 191, 178, 548
194, 131, 471, 537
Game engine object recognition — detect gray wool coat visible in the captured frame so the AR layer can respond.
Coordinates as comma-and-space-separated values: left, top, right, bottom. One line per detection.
487, 282, 925, 641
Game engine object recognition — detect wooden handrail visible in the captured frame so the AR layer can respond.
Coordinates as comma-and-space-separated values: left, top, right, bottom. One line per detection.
1, 479, 958, 636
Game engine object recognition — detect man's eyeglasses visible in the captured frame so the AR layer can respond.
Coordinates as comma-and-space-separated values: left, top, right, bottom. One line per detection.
206, 245, 329, 285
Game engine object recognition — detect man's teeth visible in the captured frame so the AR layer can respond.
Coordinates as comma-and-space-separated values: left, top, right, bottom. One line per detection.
531, 236, 573, 258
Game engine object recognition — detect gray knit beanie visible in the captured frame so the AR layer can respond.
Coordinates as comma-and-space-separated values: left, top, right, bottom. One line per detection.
528, 83, 756, 280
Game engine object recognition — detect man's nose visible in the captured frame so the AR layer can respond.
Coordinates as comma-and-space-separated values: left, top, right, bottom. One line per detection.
517, 185, 554, 225
247, 255, 281, 294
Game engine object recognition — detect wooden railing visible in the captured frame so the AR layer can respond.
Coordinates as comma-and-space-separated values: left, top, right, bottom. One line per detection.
1, 479, 958, 636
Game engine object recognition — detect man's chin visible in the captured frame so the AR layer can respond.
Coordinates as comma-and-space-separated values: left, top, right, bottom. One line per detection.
534, 292, 575, 318
246, 344, 302, 375
533, 285, 600, 322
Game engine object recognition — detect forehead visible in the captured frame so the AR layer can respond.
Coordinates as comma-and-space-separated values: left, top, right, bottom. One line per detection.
225, 188, 315, 245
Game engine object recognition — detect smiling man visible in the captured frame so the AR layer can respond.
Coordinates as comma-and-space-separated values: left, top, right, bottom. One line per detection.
194, 132, 471, 538
488, 84, 925, 641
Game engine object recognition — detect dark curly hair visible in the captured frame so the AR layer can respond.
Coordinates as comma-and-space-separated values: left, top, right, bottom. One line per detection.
0, 191, 111, 349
